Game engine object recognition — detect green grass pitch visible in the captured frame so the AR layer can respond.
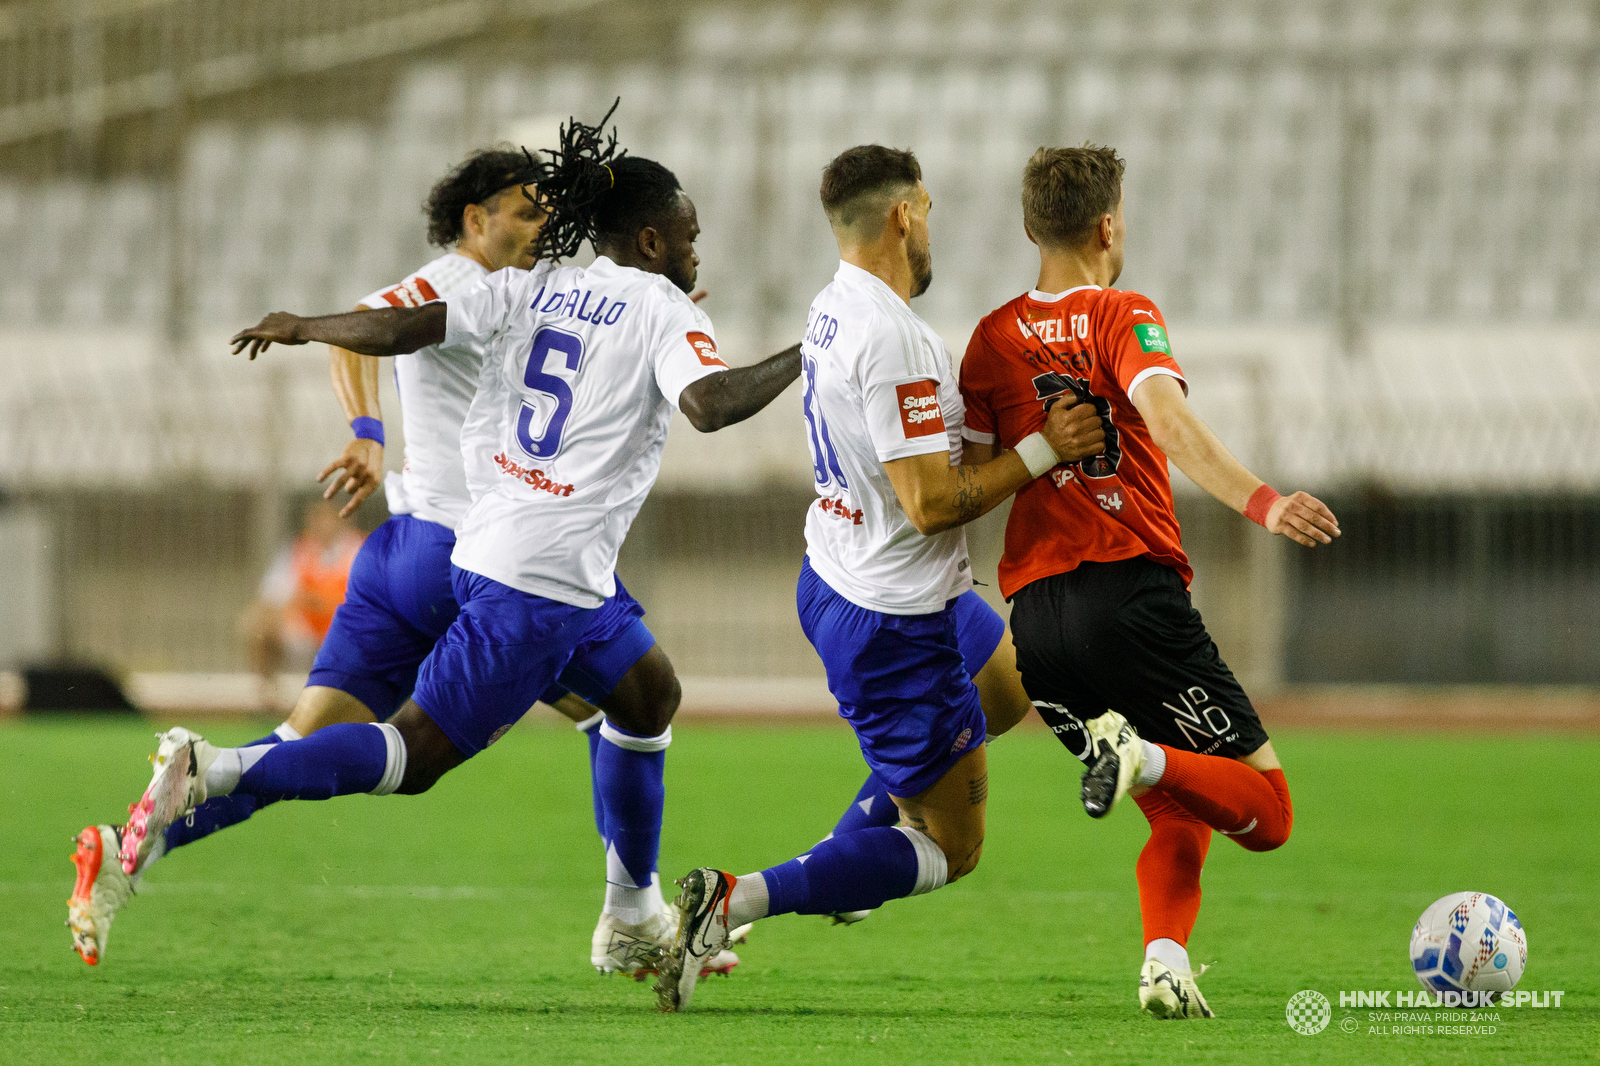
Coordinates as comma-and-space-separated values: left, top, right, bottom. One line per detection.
0, 716, 1594, 1065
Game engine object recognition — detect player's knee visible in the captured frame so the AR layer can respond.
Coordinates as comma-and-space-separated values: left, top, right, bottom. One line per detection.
1240, 820, 1291, 852
389, 703, 464, 794
638, 671, 680, 735
943, 834, 984, 883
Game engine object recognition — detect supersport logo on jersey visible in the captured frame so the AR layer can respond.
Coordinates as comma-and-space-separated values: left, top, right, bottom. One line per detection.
378, 277, 439, 308
492, 452, 576, 497
686, 331, 727, 367
895, 380, 945, 438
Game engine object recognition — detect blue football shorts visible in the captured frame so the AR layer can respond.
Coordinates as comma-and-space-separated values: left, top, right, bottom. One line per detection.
796, 556, 1000, 798
308, 513, 655, 720
411, 567, 609, 757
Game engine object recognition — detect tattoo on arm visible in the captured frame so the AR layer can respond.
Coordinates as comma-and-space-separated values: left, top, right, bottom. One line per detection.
953, 465, 984, 524
968, 773, 988, 807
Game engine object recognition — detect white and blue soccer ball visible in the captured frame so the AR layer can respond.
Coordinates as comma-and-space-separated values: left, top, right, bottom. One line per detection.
1410, 892, 1527, 995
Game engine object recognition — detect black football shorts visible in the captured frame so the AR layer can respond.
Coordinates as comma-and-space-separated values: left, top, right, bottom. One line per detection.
1009, 557, 1271, 764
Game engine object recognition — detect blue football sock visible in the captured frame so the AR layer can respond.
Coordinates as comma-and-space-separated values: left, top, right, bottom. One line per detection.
162, 728, 283, 853
826, 771, 899, 840
762, 826, 925, 916
594, 722, 667, 904
231, 722, 399, 802
581, 716, 606, 839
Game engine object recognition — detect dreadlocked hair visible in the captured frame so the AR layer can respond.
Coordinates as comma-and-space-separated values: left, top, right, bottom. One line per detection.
423, 146, 542, 247
528, 99, 684, 262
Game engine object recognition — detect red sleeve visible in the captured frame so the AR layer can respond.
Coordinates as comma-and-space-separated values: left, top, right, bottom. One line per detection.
958, 316, 1000, 444
1098, 291, 1185, 400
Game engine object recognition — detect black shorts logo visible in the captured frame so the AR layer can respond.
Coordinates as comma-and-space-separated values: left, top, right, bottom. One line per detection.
1163, 686, 1234, 751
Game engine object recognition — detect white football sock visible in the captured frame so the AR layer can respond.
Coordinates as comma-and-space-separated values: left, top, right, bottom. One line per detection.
645, 872, 666, 919
604, 881, 654, 926
1137, 741, 1167, 788
368, 722, 407, 795
272, 721, 303, 742
1146, 937, 1191, 972
896, 825, 949, 895
202, 743, 276, 797
601, 840, 660, 926
724, 871, 771, 929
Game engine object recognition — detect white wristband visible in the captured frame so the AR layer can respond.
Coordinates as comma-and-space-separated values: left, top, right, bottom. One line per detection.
1015, 432, 1059, 478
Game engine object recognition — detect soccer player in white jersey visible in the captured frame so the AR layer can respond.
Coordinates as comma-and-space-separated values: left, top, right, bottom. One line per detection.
655, 145, 1106, 1011
104, 118, 800, 973
69, 148, 727, 976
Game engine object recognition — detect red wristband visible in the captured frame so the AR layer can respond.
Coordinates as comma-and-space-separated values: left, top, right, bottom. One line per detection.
1244, 485, 1281, 527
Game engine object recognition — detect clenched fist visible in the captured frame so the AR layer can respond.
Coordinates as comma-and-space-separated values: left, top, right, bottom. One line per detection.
1040, 397, 1106, 465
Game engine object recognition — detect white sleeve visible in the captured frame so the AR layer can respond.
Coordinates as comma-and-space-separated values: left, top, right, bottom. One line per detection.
441, 268, 520, 360
860, 314, 953, 463
651, 298, 728, 410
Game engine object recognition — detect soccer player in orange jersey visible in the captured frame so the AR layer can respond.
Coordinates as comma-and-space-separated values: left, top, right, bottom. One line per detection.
959, 145, 1341, 1019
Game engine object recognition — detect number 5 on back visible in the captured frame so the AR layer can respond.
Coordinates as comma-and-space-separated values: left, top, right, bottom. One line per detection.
517, 327, 585, 460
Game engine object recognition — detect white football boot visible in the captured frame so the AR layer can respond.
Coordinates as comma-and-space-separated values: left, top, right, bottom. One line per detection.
591, 909, 742, 981
121, 727, 220, 874
1081, 711, 1144, 818
654, 868, 737, 1012
592, 911, 678, 977
828, 909, 872, 925
1139, 957, 1215, 1019
67, 825, 135, 966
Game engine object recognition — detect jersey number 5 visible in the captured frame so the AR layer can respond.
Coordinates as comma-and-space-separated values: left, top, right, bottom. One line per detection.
517, 327, 584, 461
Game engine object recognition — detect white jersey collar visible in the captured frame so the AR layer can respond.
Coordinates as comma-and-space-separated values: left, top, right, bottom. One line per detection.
835, 260, 908, 306
447, 251, 490, 277
1028, 284, 1102, 303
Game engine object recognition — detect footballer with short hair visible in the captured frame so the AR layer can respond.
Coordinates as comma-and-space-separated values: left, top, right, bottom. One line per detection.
654, 144, 1108, 1012
958, 143, 1341, 1018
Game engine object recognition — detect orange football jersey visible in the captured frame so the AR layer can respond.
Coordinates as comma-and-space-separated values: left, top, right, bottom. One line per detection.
960, 285, 1191, 598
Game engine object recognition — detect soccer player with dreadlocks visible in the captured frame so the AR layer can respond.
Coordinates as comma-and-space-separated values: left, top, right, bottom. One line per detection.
101, 110, 798, 978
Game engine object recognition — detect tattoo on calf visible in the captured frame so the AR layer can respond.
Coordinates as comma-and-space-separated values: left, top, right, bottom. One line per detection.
969, 773, 989, 807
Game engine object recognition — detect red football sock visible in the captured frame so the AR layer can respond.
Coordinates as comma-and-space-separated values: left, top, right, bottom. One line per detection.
1151, 747, 1294, 853
1134, 791, 1211, 946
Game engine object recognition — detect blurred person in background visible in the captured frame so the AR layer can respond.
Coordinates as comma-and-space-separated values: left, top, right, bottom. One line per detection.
238, 497, 364, 712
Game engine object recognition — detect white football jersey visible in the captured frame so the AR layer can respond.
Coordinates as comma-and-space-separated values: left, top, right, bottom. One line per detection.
800, 260, 972, 615
358, 252, 489, 529
445, 255, 728, 607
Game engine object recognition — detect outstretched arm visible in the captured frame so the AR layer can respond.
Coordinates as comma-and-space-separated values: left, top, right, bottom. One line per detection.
677, 343, 802, 432
1130, 373, 1340, 547
231, 304, 448, 360
885, 397, 1105, 535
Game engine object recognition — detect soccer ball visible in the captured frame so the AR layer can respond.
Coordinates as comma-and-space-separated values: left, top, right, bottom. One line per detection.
1409, 892, 1527, 995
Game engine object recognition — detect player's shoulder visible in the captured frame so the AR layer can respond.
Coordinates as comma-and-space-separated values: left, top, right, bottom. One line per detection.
361, 252, 486, 309
1093, 286, 1166, 324
591, 258, 708, 326
963, 293, 1031, 364
973, 292, 1032, 339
